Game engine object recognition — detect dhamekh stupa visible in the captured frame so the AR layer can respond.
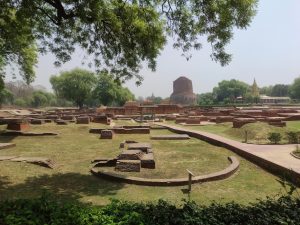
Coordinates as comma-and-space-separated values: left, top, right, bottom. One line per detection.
170, 76, 196, 105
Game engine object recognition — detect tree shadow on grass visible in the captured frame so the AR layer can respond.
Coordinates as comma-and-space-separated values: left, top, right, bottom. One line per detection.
0, 135, 17, 143
0, 172, 125, 204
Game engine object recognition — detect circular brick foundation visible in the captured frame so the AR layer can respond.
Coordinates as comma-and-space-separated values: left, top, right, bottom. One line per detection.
91, 156, 239, 186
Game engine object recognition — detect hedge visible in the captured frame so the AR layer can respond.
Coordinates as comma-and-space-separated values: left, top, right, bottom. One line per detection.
1, 194, 300, 225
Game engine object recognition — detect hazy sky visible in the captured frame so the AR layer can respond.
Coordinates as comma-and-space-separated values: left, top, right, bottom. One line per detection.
6, 0, 300, 98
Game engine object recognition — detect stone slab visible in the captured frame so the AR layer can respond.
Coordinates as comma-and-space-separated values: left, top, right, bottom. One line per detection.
118, 150, 143, 160
127, 143, 152, 153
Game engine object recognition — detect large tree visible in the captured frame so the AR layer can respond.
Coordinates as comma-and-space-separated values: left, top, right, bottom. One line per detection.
92, 72, 134, 106
50, 68, 96, 108
1, 0, 257, 86
213, 79, 250, 103
270, 84, 290, 97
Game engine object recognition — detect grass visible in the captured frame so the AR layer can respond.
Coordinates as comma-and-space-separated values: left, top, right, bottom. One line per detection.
164, 121, 300, 144
0, 122, 291, 206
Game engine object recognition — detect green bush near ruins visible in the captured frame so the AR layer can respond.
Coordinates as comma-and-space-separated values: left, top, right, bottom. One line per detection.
267, 132, 282, 144
0, 122, 292, 206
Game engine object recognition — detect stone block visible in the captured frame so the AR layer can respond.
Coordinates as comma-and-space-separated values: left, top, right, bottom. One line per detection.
141, 153, 155, 169
56, 120, 68, 125
115, 160, 141, 172
61, 115, 75, 120
100, 130, 114, 139
7, 122, 30, 131
30, 119, 45, 125
185, 118, 201, 124
232, 118, 256, 128
127, 143, 152, 153
76, 116, 90, 124
215, 116, 234, 123
118, 150, 143, 160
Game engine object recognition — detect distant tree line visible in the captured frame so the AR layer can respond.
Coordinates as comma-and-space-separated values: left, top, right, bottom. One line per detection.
197, 76, 300, 105
0, 68, 135, 108
0, 80, 73, 108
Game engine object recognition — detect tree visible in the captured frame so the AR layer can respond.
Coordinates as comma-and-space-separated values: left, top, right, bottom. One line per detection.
146, 94, 163, 104
31, 90, 56, 107
1, 0, 258, 87
0, 88, 14, 107
213, 79, 250, 103
197, 93, 215, 105
5, 80, 34, 99
92, 72, 134, 106
289, 77, 300, 100
260, 85, 273, 96
0, 3, 38, 85
31, 91, 48, 107
270, 84, 290, 97
50, 68, 96, 108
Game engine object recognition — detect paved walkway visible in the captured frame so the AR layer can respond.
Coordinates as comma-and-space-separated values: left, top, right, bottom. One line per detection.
157, 123, 300, 176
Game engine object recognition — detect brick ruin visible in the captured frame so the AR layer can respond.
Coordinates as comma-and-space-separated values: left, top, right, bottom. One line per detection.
92, 141, 155, 172
170, 76, 196, 105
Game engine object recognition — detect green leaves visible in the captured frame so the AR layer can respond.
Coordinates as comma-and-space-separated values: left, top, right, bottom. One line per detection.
50, 69, 134, 107
1, 0, 257, 86
1, 195, 300, 225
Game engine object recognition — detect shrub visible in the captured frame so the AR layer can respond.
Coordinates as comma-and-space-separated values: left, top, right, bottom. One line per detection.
268, 132, 282, 144
286, 131, 299, 144
1, 194, 300, 225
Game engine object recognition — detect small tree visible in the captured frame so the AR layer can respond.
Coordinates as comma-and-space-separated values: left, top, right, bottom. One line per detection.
268, 132, 282, 144
286, 131, 299, 144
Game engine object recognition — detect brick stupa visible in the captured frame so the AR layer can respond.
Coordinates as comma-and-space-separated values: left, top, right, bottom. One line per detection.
170, 76, 196, 105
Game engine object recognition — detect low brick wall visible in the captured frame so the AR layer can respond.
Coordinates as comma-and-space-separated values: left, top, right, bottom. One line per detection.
164, 125, 300, 186
91, 156, 239, 186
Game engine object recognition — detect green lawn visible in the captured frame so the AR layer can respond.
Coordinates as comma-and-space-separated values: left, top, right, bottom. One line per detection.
164, 121, 300, 144
0, 122, 290, 205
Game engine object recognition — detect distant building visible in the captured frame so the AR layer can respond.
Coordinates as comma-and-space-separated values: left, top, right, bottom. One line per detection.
259, 95, 291, 104
170, 76, 196, 105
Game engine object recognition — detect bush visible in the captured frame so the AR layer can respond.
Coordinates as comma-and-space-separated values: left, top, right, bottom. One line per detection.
286, 131, 299, 144
1, 195, 300, 225
268, 132, 282, 144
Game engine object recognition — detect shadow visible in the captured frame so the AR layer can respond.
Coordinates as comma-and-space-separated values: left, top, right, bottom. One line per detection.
0, 172, 125, 204
0, 176, 10, 190
0, 134, 17, 143
181, 188, 191, 201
